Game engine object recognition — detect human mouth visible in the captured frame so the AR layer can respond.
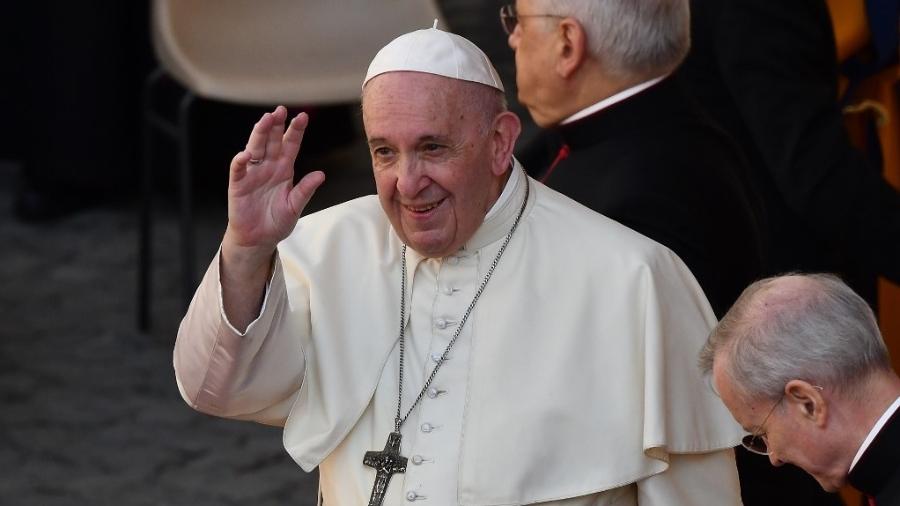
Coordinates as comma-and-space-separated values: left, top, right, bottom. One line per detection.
404, 198, 446, 215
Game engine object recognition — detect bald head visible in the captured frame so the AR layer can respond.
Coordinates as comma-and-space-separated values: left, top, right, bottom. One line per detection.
700, 274, 891, 403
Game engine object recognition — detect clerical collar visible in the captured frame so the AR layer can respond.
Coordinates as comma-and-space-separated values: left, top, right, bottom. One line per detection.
464, 158, 529, 252
484, 159, 521, 221
402, 159, 528, 274
850, 395, 900, 471
560, 74, 668, 125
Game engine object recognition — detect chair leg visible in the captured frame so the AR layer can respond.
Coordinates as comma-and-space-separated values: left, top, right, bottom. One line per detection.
139, 117, 154, 331
138, 67, 167, 331
177, 91, 197, 312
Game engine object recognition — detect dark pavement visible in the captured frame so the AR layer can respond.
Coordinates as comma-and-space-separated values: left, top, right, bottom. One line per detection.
0, 130, 374, 505
0, 4, 521, 504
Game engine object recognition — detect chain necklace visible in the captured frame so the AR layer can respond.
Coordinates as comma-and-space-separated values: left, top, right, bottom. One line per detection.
363, 171, 530, 506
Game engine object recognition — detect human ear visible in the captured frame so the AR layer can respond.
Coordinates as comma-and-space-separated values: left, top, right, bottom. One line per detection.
555, 18, 588, 79
785, 380, 828, 427
490, 111, 522, 176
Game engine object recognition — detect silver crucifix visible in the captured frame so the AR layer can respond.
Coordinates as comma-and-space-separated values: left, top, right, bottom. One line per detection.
363, 431, 408, 506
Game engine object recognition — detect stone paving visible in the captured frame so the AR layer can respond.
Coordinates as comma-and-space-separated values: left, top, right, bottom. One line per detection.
0, 5, 526, 503
0, 136, 374, 505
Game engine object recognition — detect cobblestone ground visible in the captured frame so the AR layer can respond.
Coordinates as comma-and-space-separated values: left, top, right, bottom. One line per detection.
0, 142, 373, 505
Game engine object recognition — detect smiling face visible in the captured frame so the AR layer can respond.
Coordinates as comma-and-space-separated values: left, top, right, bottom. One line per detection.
362, 72, 512, 257
712, 355, 849, 492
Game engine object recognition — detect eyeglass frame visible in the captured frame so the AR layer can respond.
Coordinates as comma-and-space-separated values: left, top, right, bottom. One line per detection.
741, 384, 824, 456
741, 394, 784, 455
499, 4, 564, 35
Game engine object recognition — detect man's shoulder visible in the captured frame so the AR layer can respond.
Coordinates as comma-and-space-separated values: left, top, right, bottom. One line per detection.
527, 179, 711, 317
280, 195, 390, 252
583, 121, 736, 166
531, 181, 673, 262
293, 195, 385, 230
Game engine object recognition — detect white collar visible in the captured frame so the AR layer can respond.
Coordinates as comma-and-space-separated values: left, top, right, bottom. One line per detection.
404, 158, 526, 271
560, 74, 668, 125
484, 160, 521, 222
849, 395, 900, 471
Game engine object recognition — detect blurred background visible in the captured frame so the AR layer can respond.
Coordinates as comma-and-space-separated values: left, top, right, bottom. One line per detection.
0, 1, 516, 504
0, 0, 897, 505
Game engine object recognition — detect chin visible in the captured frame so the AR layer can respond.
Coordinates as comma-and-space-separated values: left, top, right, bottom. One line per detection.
412, 245, 449, 258
406, 237, 454, 258
812, 474, 846, 493
523, 105, 556, 128
817, 481, 838, 493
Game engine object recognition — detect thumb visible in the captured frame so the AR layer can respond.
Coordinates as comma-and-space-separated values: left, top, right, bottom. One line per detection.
288, 171, 326, 218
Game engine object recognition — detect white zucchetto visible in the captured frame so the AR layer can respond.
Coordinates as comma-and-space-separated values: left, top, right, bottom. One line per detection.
363, 20, 504, 92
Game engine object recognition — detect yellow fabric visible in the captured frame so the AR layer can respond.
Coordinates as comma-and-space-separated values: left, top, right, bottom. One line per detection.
826, 0, 870, 63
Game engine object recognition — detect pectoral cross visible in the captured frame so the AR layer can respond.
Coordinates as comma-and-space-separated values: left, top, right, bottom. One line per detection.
363, 431, 408, 506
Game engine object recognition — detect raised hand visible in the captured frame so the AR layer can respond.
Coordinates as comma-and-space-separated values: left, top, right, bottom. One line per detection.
219, 106, 325, 328
225, 106, 326, 256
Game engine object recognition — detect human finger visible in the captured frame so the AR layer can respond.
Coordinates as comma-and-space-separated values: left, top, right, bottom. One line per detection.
265, 106, 287, 160
230, 150, 254, 183
245, 112, 273, 162
282, 112, 309, 164
287, 170, 326, 217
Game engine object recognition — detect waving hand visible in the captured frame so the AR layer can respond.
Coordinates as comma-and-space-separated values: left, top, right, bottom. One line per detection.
220, 106, 325, 329
225, 106, 325, 253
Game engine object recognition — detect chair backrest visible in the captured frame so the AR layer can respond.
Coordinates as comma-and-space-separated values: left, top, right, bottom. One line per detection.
152, 0, 444, 105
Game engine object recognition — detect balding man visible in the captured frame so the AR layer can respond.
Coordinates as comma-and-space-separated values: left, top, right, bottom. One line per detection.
503, 0, 764, 318
174, 26, 742, 505
701, 273, 900, 504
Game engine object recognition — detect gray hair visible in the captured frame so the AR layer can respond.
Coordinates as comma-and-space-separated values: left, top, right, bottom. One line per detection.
539, 0, 691, 80
698, 273, 891, 402
468, 83, 509, 135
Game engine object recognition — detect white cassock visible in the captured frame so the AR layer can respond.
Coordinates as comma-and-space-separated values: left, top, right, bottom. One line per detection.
174, 162, 744, 505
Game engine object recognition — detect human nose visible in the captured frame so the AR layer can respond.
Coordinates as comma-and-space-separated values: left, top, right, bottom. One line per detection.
768, 451, 785, 467
508, 27, 520, 50
395, 154, 429, 197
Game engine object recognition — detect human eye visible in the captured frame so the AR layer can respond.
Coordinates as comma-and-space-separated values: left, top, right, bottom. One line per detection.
371, 146, 395, 159
420, 141, 449, 156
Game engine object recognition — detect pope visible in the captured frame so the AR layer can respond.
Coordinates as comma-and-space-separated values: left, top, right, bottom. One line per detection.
174, 25, 744, 505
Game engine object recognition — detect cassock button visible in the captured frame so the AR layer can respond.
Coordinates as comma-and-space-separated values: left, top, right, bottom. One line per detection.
431, 353, 443, 363
446, 256, 459, 265
427, 387, 443, 399
412, 455, 424, 465
435, 318, 448, 329
406, 491, 419, 501
421, 422, 434, 433
442, 285, 454, 295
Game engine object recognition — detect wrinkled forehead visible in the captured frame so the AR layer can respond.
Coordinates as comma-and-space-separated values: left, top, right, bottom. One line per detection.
712, 351, 772, 416
362, 71, 465, 104
361, 72, 478, 132
711, 357, 753, 423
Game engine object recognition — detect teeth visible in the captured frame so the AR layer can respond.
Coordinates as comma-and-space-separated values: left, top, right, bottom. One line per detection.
408, 201, 440, 212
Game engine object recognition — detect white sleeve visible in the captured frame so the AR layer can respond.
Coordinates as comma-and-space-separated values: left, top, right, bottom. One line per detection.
173, 248, 307, 427
636, 449, 743, 506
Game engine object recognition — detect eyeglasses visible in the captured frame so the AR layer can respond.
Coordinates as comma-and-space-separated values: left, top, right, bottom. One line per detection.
741, 385, 824, 455
499, 4, 563, 35
741, 394, 784, 455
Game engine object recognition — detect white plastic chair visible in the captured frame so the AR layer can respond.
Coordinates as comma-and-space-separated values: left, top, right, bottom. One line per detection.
139, 0, 444, 329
